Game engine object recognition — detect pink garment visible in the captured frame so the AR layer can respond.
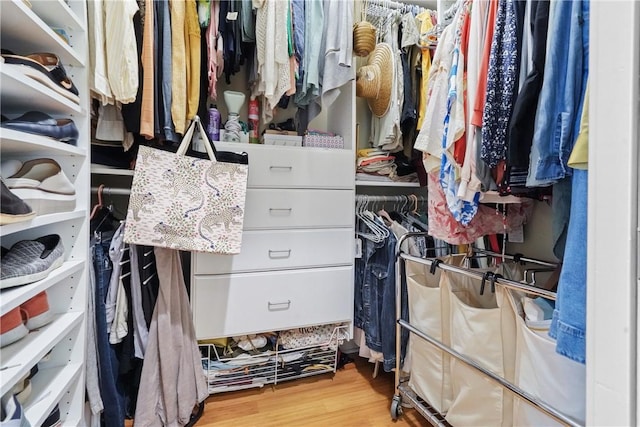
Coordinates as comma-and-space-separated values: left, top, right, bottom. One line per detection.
206, 0, 220, 100
427, 172, 532, 244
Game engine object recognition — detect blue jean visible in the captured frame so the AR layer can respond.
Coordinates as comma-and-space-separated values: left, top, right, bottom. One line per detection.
92, 233, 126, 426
533, 0, 589, 182
549, 169, 587, 364
157, 0, 178, 143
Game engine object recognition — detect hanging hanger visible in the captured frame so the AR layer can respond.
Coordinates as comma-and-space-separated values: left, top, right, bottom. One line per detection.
90, 184, 105, 220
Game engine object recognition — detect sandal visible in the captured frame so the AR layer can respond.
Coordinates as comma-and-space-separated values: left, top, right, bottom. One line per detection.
2, 52, 79, 103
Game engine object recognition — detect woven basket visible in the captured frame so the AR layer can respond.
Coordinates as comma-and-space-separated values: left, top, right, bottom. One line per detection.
353, 21, 377, 57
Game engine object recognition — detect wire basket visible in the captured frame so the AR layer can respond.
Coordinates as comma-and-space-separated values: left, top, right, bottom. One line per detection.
199, 324, 349, 394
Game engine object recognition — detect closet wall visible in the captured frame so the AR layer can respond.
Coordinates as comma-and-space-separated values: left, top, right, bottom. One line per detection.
0, 0, 90, 425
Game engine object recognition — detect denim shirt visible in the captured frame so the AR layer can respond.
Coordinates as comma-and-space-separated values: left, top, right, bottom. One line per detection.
531, 0, 589, 182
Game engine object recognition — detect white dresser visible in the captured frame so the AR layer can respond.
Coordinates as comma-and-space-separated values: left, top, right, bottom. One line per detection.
190, 142, 355, 340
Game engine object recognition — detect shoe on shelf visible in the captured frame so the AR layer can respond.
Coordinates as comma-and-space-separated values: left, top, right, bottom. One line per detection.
41, 404, 60, 427
0, 307, 29, 348
1, 51, 79, 104
4, 159, 76, 216
1, 160, 23, 180
0, 234, 65, 289
0, 181, 36, 225
20, 291, 54, 330
0, 394, 30, 427
1, 111, 79, 145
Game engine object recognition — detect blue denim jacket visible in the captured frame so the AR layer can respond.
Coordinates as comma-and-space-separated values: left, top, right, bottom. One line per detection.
531, 0, 589, 182
354, 222, 405, 372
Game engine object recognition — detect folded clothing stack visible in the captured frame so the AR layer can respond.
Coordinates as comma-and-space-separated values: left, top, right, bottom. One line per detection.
356, 148, 397, 181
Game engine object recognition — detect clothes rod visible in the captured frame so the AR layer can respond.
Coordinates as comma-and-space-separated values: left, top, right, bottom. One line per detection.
399, 252, 557, 300
473, 248, 558, 268
397, 319, 580, 427
368, 0, 411, 10
91, 186, 131, 196
355, 195, 426, 202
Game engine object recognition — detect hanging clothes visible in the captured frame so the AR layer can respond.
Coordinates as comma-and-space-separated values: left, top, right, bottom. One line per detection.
480, 0, 521, 169
87, 0, 113, 103
104, 0, 140, 104
253, 0, 292, 123
134, 248, 208, 427
170, 0, 188, 135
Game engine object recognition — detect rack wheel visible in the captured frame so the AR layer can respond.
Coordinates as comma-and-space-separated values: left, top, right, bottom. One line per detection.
390, 396, 403, 420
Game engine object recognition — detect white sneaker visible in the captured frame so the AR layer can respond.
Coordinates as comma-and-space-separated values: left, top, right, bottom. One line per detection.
4, 159, 75, 215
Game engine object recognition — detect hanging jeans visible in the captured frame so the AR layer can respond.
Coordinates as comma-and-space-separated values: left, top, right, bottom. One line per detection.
549, 169, 588, 364
92, 232, 126, 427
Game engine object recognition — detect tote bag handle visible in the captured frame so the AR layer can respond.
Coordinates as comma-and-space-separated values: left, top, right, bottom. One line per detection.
176, 116, 218, 162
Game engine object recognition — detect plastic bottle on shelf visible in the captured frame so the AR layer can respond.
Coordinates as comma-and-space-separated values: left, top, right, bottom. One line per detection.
207, 104, 221, 141
248, 97, 260, 144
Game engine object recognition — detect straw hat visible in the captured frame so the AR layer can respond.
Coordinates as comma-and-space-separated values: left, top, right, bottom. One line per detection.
356, 43, 393, 118
353, 21, 377, 57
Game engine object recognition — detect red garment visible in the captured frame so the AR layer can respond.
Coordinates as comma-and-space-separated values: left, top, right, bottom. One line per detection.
471, 0, 499, 127
454, 6, 472, 165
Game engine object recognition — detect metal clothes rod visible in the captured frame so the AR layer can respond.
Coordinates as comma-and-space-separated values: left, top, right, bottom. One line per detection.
400, 252, 557, 300
369, 0, 419, 11
397, 319, 581, 427
91, 186, 131, 196
473, 248, 558, 268
355, 195, 426, 203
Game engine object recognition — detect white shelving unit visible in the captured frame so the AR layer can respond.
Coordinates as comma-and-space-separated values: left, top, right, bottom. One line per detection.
0, 0, 89, 425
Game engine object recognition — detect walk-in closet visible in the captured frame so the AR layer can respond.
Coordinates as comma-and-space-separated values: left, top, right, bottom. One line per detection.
0, 0, 638, 426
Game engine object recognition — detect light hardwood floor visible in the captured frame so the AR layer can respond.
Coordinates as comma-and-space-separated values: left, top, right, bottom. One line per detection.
198, 355, 428, 426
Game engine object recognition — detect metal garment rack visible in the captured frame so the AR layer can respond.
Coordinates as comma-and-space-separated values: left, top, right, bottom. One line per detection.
390, 232, 581, 427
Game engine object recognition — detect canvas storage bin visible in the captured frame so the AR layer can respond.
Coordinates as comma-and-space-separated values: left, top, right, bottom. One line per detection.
405, 254, 466, 414
443, 262, 522, 426
303, 134, 345, 149
507, 290, 586, 426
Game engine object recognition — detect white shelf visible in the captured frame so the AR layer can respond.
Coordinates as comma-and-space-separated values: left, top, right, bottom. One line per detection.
355, 180, 421, 188
0, 260, 84, 315
91, 164, 135, 176
0, 0, 85, 67
0, 210, 85, 237
29, 0, 85, 33
0, 312, 83, 396
0, 64, 82, 115
24, 362, 83, 427
0, 128, 86, 156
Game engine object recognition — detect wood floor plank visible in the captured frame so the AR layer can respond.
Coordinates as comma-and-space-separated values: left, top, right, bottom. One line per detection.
124, 356, 430, 426
198, 356, 430, 426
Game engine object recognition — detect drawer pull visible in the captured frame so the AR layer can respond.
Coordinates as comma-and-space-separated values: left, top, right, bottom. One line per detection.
268, 249, 292, 259
269, 208, 292, 215
269, 165, 293, 171
268, 300, 291, 310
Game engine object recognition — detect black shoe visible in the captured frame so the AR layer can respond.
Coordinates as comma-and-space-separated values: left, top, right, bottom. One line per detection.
0, 180, 35, 225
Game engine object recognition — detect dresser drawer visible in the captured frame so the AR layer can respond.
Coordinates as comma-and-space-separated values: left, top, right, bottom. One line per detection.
216, 142, 354, 189
191, 267, 354, 339
193, 228, 353, 274
243, 189, 354, 229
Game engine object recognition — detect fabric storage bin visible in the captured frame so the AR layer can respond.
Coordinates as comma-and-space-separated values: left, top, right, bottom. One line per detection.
443, 262, 523, 427
262, 133, 302, 146
406, 254, 466, 414
303, 134, 344, 149
507, 290, 586, 426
